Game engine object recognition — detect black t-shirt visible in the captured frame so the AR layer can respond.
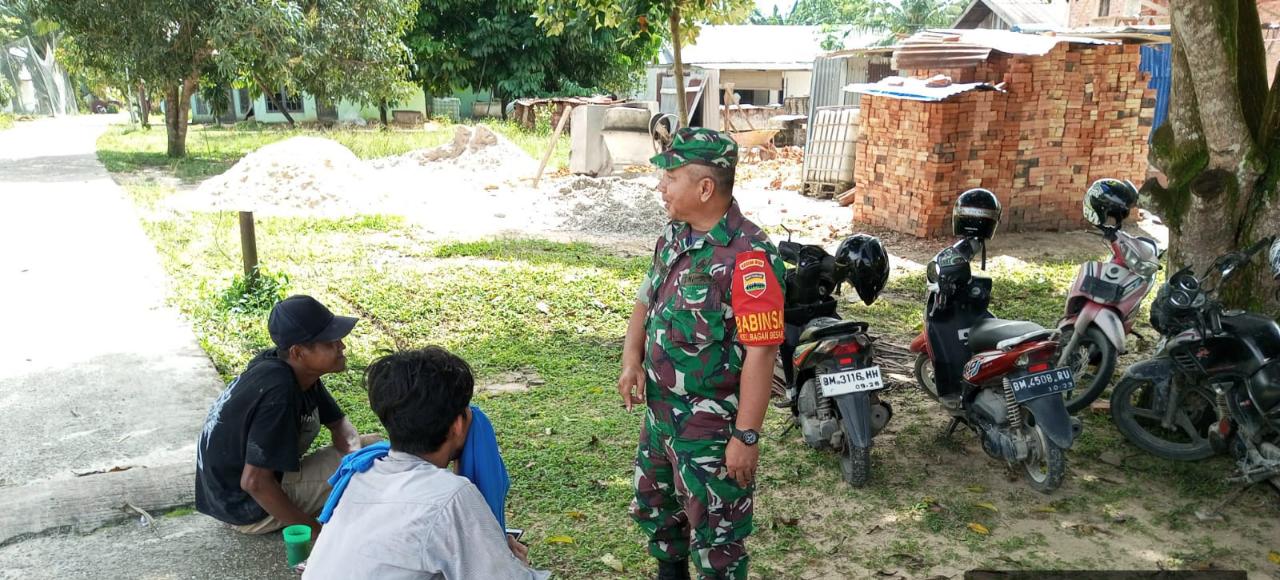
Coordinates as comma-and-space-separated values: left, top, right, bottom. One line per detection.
194, 349, 343, 525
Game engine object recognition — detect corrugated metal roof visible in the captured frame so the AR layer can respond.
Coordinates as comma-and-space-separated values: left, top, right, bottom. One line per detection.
844, 77, 1006, 101
952, 0, 1068, 29
891, 29, 1115, 70
658, 25, 885, 70
1059, 25, 1170, 44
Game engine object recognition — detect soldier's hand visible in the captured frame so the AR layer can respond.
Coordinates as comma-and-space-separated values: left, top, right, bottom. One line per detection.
618, 364, 646, 412
725, 437, 759, 487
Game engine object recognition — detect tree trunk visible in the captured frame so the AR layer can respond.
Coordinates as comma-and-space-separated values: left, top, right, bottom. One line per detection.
256, 78, 296, 128
1145, 0, 1280, 314
137, 83, 150, 129
379, 99, 389, 129
669, 7, 689, 129
164, 85, 187, 158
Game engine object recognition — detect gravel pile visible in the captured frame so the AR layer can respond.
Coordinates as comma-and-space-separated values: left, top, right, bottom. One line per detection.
555, 176, 668, 237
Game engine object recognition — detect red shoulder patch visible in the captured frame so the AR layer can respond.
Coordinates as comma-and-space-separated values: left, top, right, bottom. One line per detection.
732, 250, 784, 346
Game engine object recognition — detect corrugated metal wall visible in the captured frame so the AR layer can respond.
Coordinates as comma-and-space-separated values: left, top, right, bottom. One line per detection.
809, 56, 848, 112
805, 53, 896, 161
1139, 44, 1171, 141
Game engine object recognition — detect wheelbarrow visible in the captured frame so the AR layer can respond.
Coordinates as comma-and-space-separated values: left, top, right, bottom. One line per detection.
729, 128, 780, 149
731, 128, 781, 162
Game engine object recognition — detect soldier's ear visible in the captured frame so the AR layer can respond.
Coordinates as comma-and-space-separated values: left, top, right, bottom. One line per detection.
698, 175, 715, 203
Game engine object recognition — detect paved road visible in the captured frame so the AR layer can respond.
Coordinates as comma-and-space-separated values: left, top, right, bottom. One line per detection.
0, 513, 292, 580
0, 115, 221, 515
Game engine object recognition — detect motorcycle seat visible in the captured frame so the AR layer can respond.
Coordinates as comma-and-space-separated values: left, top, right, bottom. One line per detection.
799, 317, 867, 343
968, 318, 1051, 352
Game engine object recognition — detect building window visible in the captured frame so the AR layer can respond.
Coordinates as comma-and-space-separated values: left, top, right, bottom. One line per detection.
734, 89, 772, 106
235, 89, 250, 115
1098, 0, 1111, 17
266, 88, 304, 113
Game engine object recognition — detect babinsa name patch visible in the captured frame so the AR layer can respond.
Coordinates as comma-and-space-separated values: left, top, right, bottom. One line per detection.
732, 250, 784, 346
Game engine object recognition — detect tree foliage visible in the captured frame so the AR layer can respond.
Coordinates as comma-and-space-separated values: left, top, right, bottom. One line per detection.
211, 0, 417, 127
747, 0, 960, 47
866, 0, 962, 42
534, 0, 754, 126
407, 0, 657, 106
38, 0, 416, 155
750, 0, 872, 25
0, 0, 60, 56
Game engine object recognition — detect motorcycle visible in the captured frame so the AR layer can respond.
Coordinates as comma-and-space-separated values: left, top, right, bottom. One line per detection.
1109, 236, 1280, 491
1055, 218, 1163, 413
910, 235, 1082, 493
774, 233, 892, 487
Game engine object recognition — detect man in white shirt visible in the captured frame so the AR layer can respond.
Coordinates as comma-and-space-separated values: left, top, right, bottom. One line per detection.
303, 347, 549, 580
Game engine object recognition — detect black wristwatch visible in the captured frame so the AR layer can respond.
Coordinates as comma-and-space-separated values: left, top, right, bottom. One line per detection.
732, 427, 759, 446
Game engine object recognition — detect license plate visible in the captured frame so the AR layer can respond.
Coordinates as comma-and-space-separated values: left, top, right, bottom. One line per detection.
819, 365, 884, 397
1007, 367, 1075, 403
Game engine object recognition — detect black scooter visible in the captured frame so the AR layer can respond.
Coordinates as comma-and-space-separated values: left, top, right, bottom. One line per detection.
910, 237, 1081, 493
1110, 236, 1280, 492
775, 234, 892, 487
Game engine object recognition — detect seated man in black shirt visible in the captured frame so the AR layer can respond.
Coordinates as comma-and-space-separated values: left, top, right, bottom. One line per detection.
195, 294, 374, 536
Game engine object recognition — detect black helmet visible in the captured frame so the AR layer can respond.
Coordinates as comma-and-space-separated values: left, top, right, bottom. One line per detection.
835, 234, 890, 305
954, 188, 1002, 240
1083, 178, 1139, 227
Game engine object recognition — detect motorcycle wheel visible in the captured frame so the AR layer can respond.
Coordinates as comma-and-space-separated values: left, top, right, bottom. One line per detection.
913, 353, 937, 396
1110, 376, 1215, 461
1059, 326, 1117, 414
1022, 424, 1066, 494
839, 431, 871, 487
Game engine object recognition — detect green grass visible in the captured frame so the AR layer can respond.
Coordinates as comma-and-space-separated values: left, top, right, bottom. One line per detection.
96, 126, 1280, 578
96, 118, 569, 184
488, 120, 571, 174
0, 112, 13, 130
164, 506, 197, 518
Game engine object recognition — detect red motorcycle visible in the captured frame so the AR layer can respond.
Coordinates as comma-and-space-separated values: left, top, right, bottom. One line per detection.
1055, 179, 1162, 413
910, 189, 1081, 493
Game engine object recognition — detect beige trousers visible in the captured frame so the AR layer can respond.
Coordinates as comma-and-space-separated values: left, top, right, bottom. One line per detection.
232, 433, 382, 535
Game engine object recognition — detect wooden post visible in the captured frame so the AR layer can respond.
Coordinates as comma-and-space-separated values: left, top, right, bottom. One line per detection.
669, 7, 688, 128
722, 82, 738, 132
238, 211, 258, 280
533, 105, 572, 187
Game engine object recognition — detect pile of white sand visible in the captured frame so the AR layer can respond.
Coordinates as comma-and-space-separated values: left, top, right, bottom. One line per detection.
372, 125, 538, 178
170, 136, 381, 216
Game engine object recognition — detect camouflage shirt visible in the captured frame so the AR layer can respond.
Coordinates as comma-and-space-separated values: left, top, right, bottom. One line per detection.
637, 202, 786, 440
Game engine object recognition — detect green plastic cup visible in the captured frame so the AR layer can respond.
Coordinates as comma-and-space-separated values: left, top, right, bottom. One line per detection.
282, 524, 313, 567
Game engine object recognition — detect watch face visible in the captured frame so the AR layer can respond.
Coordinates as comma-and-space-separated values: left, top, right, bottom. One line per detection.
739, 429, 758, 445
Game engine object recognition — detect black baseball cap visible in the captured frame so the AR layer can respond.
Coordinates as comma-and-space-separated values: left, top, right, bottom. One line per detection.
268, 295, 358, 350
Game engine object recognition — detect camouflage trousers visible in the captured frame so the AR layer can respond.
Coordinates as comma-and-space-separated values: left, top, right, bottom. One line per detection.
630, 415, 754, 580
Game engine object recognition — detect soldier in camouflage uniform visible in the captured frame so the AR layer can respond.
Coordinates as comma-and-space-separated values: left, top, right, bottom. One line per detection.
618, 128, 787, 580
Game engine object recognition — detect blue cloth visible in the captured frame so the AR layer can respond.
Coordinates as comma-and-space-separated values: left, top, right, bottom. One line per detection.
318, 441, 390, 523
317, 406, 510, 528
458, 406, 510, 530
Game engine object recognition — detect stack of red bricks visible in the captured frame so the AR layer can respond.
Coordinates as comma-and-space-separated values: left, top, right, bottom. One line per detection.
852, 42, 1155, 238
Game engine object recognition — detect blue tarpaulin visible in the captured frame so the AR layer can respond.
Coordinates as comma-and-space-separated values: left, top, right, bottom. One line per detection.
1139, 43, 1172, 141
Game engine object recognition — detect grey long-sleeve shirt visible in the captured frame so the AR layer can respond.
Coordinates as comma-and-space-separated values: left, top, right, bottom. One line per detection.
303, 450, 550, 580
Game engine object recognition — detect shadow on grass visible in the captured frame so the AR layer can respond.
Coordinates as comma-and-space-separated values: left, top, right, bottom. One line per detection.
431, 238, 648, 274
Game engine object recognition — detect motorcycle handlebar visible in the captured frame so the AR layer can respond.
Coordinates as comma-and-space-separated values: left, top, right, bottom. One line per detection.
778, 241, 802, 264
